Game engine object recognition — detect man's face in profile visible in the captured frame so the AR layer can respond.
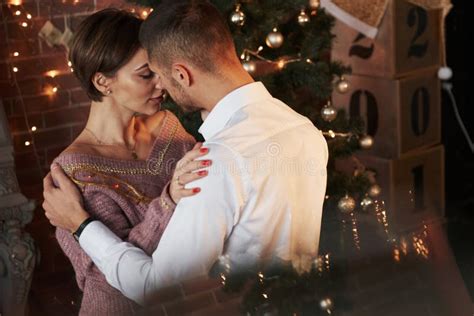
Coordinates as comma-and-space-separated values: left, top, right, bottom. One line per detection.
148, 56, 200, 114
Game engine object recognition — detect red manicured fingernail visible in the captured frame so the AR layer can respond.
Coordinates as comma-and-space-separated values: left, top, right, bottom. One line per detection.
193, 188, 201, 193
201, 160, 211, 166
200, 147, 208, 153
198, 170, 208, 176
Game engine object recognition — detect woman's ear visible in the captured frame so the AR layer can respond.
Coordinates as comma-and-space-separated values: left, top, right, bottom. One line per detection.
171, 64, 192, 88
92, 72, 113, 95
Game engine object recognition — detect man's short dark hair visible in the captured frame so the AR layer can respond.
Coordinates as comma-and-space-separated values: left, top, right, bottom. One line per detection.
139, 0, 235, 73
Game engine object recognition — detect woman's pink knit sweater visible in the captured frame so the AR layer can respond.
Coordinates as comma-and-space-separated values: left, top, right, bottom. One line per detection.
54, 111, 195, 315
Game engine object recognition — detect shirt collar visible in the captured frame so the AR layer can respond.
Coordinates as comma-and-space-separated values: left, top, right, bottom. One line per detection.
198, 82, 272, 140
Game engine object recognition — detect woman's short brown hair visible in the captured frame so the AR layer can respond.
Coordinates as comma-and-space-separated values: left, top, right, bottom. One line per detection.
69, 9, 142, 102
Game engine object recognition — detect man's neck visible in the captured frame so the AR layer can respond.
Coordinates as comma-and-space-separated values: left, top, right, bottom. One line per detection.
198, 68, 255, 115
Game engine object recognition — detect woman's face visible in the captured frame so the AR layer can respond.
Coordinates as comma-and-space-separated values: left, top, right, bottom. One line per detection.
107, 48, 165, 116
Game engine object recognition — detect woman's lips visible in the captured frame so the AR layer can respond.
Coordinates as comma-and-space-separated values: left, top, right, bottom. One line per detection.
149, 95, 164, 104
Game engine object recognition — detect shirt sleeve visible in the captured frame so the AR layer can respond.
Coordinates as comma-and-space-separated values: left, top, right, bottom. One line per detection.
79, 143, 247, 305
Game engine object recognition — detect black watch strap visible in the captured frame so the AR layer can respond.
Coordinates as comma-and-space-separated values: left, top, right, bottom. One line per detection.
73, 217, 95, 241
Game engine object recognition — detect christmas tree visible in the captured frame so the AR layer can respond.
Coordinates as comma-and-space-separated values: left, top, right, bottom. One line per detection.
128, 0, 385, 314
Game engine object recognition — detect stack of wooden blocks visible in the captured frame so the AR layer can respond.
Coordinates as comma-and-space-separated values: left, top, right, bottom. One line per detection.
332, 0, 445, 233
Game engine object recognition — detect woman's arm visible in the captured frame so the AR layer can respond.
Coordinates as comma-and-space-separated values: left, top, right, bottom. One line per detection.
125, 185, 175, 255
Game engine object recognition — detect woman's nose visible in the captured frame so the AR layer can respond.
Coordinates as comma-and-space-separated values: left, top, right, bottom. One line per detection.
154, 77, 163, 90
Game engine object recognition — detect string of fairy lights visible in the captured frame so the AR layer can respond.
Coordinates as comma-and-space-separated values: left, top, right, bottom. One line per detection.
1, 0, 154, 179
2, 0, 45, 177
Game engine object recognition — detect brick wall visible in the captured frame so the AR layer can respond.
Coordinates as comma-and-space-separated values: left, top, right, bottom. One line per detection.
0, 0, 140, 313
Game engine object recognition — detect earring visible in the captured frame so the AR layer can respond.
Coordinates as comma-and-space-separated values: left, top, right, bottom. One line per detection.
106, 90, 111, 95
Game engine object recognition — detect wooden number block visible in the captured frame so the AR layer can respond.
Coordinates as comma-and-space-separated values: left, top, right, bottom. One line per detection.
332, 69, 441, 159
332, 0, 441, 78
337, 145, 445, 232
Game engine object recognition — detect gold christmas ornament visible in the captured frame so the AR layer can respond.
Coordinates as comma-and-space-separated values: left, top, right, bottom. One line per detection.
360, 195, 374, 211
242, 60, 256, 74
230, 4, 246, 26
359, 135, 374, 149
297, 9, 310, 26
266, 28, 284, 49
336, 76, 350, 93
321, 101, 337, 122
368, 184, 382, 198
338, 195, 356, 213
309, 0, 321, 9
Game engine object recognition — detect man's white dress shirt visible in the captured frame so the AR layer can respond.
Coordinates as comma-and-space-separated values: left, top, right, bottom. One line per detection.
79, 82, 328, 305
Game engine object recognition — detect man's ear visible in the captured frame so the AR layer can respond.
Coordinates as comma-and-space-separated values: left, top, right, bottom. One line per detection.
171, 64, 193, 88
92, 72, 113, 95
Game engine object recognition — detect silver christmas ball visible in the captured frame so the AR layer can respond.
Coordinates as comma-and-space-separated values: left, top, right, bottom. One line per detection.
297, 10, 310, 26
368, 184, 382, 198
338, 195, 356, 213
336, 77, 350, 93
309, 0, 321, 9
359, 135, 374, 149
360, 196, 374, 211
319, 297, 333, 310
438, 66, 453, 80
230, 8, 246, 26
242, 60, 256, 74
266, 29, 284, 49
321, 103, 337, 122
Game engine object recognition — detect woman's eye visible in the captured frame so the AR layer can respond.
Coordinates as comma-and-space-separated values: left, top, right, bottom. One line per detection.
140, 73, 154, 79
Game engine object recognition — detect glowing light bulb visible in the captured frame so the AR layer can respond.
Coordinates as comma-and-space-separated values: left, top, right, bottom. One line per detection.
26, 13, 32, 19
15, 10, 21, 16
13, 67, 18, 72
9, 0, 23, 5
21, 22, 28, 27
24, 141, 31, 146
46, 70, 59, 78
13, 51, 19, 57
31, 126, 37, 132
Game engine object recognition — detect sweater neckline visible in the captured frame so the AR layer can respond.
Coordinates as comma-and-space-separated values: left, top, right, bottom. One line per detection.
55, 110, 176, 171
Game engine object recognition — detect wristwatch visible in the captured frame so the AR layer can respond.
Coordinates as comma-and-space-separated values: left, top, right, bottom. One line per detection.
72, 217, 95, 242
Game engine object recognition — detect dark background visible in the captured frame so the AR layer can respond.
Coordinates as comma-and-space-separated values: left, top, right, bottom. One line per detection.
443, 0, 474, 298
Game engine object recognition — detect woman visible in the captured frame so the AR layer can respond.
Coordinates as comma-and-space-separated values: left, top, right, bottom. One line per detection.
52, 9, 209, 315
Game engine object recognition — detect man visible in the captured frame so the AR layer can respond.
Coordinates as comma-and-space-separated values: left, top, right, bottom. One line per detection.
43, 0, 328, 305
